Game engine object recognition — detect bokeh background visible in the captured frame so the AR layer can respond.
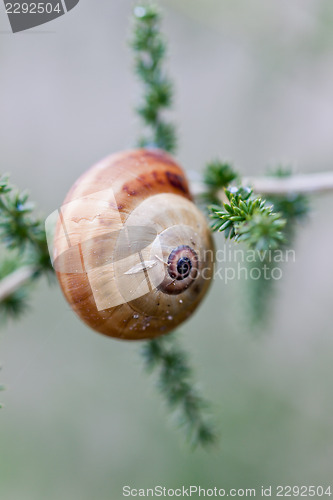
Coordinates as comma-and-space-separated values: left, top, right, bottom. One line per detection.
1, 0, 333, 498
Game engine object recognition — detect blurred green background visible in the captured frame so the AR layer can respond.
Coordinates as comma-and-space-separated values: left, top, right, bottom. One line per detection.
1, 0, 333, 498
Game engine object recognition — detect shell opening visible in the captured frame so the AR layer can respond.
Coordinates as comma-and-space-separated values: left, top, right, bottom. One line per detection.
176, 257, 192, 278
158, 245, 199, 295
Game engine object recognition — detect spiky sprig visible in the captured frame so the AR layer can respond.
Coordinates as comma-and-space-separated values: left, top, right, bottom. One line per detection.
132, 3, 217, 449
0, 174, 53, 321
209, 186, 286, 252
207, 182, 287, 326
142, 335, 217, 448
0, 174, 52, 272
243, 168, 310, 328
131, 3, 176, 152
0, 258, 31, 321
265, 167, 310, 240
200, 160, 238, 206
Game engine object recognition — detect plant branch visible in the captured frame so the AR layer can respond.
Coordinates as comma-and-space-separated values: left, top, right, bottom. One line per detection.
209, 187, 286, 251
131, 3, 177, 152
0, 174, 53, 320
192, 171, 333, 198
132, 2, 217, 449
0, 265, 37, 302
141, 335, 217, 448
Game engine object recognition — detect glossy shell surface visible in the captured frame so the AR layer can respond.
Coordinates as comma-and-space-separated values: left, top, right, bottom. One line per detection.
53, 149, 214, 340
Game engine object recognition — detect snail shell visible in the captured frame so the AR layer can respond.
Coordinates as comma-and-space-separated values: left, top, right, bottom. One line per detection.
52, 149, 214, 340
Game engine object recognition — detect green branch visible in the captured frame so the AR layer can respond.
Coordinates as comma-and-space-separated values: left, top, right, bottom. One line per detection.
0, 174, 53, 321
142, 335, 217, 448
132, 3, 177, 153
209, 186, 286, 252
202, 163, 310, 328
132, 3, 218, 448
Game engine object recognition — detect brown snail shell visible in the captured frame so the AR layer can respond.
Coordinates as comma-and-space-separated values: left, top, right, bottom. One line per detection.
52, 149, 214, 340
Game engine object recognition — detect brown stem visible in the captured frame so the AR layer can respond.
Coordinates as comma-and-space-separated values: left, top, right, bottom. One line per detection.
191, 171, 333, 197
243, 172, 333, 195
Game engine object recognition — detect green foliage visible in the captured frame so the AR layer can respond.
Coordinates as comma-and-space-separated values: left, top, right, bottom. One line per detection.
0, 258, 31, 321
266, 167, 310, 239
204, 160, 238, 189
202, 160, 238, 205
207, 170, 308, 328
132, 3, 177, 153
0, 174, 53, 322
209, 187, 286, 252
141, 335, 217, 448
0, 174, 52, 272
132, 3, 217, 449
243, 168, 310, 328
271, 193, 309, 222
243, 259, 277, 330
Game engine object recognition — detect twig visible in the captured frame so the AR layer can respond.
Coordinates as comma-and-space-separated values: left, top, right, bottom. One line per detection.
245, 172, 333, 195
132, 3, 217, 448
0, 265, 36, 302
192, 171, 333, 197
141, 336, 217, 447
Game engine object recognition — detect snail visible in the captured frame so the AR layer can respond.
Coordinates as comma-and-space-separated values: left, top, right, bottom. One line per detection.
50, 149, 214, 340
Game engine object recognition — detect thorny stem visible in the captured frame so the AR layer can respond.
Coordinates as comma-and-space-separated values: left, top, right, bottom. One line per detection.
132, 3, 219, 448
